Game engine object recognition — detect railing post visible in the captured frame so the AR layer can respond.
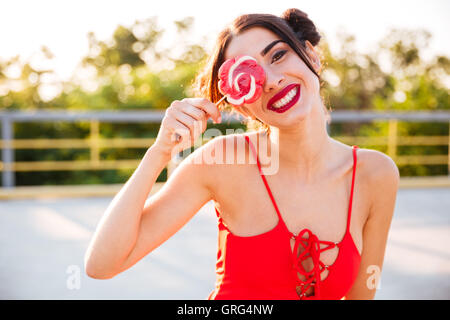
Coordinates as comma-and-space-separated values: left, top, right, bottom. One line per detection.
90, 120, 100, 167
1, 116, 15, 188
388, 119, 398, 161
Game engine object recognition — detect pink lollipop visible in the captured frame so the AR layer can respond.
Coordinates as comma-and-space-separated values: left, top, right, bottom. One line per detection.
174, 56, 265, 143
218, 55, 266, 106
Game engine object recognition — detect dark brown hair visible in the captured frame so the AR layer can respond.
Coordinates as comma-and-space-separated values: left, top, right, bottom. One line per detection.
193, 8, 330, 133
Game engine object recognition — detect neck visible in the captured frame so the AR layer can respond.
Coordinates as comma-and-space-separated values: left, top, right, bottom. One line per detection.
268, 106, 333, 184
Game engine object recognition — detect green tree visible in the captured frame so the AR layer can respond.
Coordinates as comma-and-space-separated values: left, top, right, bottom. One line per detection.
2, 20, 449, 185
320, 28, 449, 177
0, 46, 58, 110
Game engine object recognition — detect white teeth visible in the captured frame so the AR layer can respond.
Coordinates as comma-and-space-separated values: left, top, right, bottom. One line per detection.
271, 87, 298, 109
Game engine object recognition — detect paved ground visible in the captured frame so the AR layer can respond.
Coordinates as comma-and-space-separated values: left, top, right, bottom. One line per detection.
0, 187, 449, 300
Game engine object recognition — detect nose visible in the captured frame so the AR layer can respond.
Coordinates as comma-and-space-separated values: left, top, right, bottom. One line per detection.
263, 67, 285, 93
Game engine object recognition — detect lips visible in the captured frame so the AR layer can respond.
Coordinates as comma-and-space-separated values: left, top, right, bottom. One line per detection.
267, 83, 301, 113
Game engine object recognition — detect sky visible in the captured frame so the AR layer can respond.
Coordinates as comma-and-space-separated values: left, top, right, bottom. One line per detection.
1, 0, 449, 82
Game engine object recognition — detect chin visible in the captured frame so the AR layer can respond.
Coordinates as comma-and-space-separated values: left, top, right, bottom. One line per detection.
282, 101, 313, 125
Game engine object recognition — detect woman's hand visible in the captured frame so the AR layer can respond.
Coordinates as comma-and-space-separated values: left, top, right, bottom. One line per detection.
153, 98, 222, 156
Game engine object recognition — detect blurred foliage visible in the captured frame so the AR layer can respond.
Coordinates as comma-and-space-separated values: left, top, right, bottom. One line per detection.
319, 28, 449, 177
0, 18, 449, 185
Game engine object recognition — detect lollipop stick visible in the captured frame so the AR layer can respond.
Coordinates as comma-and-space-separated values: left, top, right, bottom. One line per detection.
174, 95, 227, 143
216, 95, 227, 106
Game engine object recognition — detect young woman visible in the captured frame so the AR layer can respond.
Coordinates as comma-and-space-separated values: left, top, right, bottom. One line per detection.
84, 8, 400, 300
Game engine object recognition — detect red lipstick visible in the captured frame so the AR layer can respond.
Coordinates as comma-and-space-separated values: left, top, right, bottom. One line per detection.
267, 84, 301, 114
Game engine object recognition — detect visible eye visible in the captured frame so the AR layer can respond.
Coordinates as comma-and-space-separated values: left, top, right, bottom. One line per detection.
271, 50, 287, 63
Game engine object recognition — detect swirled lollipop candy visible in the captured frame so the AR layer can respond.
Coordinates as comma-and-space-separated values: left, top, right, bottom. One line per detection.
218, 55, 266, 106
174, 56, 265, 143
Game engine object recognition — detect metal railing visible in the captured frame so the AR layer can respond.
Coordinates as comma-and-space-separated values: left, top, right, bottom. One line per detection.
1, 110, 449, 188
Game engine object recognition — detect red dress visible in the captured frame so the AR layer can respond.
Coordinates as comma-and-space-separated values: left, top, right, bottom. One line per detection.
208, 135, 361, 300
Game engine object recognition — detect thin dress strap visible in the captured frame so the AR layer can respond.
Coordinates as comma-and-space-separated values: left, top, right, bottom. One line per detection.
245, 135, 359, 236
346, 145, 359, 233
244, 135, 284, 222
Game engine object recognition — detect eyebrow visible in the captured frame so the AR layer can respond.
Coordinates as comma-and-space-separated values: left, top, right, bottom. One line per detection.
260, 39, 285, 57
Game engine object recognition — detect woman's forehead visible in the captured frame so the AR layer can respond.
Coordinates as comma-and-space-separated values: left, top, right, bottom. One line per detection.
225, 27, 281, 60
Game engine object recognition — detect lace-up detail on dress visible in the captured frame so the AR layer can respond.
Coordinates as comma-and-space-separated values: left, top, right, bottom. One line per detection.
291, 229, 339, 299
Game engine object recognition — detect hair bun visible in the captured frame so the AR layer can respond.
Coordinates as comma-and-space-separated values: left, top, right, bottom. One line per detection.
281, 8, 321, 46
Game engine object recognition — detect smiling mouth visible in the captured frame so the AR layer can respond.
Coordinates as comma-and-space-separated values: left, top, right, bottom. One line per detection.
267, 84, 301, 113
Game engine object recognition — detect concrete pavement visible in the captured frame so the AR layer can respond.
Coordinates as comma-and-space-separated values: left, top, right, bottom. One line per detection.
0, 187, 449, 299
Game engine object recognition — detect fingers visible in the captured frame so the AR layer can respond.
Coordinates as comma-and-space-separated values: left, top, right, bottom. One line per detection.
160, 97, 221, 154
170, 121, 191, 146
181, 98, 222, 124
176, 101, 207, 122
166, 107, 201, 145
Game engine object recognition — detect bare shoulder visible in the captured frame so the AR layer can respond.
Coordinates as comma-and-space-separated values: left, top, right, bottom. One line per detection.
185, 132, 249, 166
184, 131, 261, 202
356, 148, 400, 185
356, 147, 400, 218
180, 134, 227, 178
181, 132, 251, 192
192, 130, 261, 163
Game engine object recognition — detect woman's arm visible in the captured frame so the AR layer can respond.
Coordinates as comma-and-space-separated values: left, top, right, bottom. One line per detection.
111, 141, 220, 276
84, 98, 221, 279
345, 150, 400, 299
84, 144, 170, 279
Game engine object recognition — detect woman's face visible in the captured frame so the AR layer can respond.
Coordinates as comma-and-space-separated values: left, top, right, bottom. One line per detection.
224, 27, 322, 128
